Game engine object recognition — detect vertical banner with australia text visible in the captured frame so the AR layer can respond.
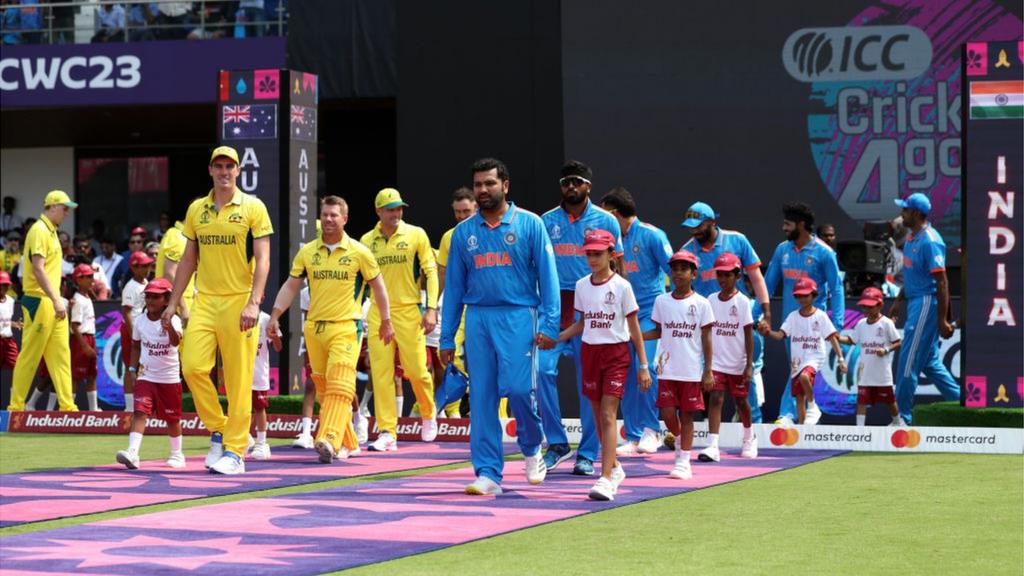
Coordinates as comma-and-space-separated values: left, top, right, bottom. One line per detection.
962, 40, 1024, 408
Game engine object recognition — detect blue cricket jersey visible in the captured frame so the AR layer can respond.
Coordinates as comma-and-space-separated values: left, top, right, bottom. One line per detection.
682, 227, 762, 298
764, 234, 845, 329
621, 218, 672, 313
901, 223, 947, 299
440, 202, 561, 348
542, 200, 623, 291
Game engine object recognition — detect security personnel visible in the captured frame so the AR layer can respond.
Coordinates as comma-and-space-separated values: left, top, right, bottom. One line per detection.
163, 146, 273, 475
360, 188, 438, 451
8, 190, 78, 412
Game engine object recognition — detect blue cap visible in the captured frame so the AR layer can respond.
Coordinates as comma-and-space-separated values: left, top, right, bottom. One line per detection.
681, 201, 719, 228
894, 192, 931, 216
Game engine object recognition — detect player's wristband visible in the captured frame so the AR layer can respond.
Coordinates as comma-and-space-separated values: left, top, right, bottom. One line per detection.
127, 367, 137, 373
639, 364, 649, 370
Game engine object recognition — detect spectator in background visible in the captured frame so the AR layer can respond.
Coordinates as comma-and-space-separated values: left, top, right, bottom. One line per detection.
73, 234, 94, 264
112, 228, 147, 292
89, 219, 106, 261
51, 0, 76, 43
156, 1, 192, 40
1, 231, 21, 276
57, 231, 74, 277
2, 196, 24, 236
92, 2, 126, 43
18, 0, 41, 43
817, 224, 837, 249
127, 2, 158, 41
93, 238, 124, 298
145, 241, 160, 279
237, 0, 265, 37
155, 211, 171, 241
188, 2, 232, 40
2, 0, 21, 45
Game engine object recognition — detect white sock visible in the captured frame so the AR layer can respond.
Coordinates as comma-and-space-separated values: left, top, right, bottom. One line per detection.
124, 393, 134, 411
359, 389, 372, 411
87, 391, 99, 411
27, 388, 42, 409
708, 433, 719, 448
128, 431, 143, 453
301, 417, 312, 436
743, 426, 753, 440
353, 408, 365, 422
46, 393, 57, 411
396, 395, 404, 417
680, 449, 691, 462
168, 435, 182, 453
892, 415, 902, 425
856, 414, 866, 427
807, 399, 819, 411
256, 430, 267, 443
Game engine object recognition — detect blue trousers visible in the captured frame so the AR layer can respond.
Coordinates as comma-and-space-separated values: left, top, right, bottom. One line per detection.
537, 333, 599, 461
465, 305, 544, 484
622, 315, 660, 441
895, 295, 960, 424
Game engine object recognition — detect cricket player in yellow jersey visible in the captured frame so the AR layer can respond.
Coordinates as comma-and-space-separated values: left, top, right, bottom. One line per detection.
156, 220, 196, 315
361, 188, 438, 451
163, 146, 273, 475
268, 196, 394, 462
8, 190, 78, 411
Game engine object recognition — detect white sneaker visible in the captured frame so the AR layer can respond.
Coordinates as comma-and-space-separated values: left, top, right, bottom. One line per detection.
774, 416, 795, 426
421, 415, 438, 442
209, 453, 245, 475
524, 453, 547, 485
369, 432, 398, 452
116, 449, 140, 470
166, 452, 187, 468
315, 440, 335, 463
337, 446, 356, 460
588, 477, 615, 501
251, 442, 272, 461
740, 435, 758, 459
246, 434, 256, 456
669, 456, 692, 480
204, 434, 224, 469
292, 432, 315, 449
637, 428, 661, 454
891, 417, 908, 427
698, 445, 721, 463
616, 441, 640, 457
805, 404, 822, 425
354, 410, 369, 444
465, 475, 503, 496
610, 463, 626, 492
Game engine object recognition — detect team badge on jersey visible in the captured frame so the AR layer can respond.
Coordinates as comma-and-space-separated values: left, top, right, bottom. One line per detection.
467, 235, 478, 251
504, 231, 517, 245
396, 241, 409, 251
312, 253, 321, 265
730, 305, 737, 317
200, 211, 211, 224
339, 255, 351, 265
687, 304, 697, 317
805, 256, 814, 266
228, 212, 244, 224
876, 327, 883, 336
604, 291, 616, 305
550, 224, 561, 240
632, 244, 641, 254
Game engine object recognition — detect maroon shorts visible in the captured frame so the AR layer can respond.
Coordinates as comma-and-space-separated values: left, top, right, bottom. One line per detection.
356, 338, 369, 373
71, 334, 98, 380
120, 323, 132, 367
252, 389, 270, 411
858, 385, 895, 405
580, 342, 631, 401
712, 371, 748, 398
37, 359, 49, 379
0, 336, 17, 369
133, 379, 182, 420
656, 379, 705, 412
427, 346, 443, 372
791, 366, 817, 396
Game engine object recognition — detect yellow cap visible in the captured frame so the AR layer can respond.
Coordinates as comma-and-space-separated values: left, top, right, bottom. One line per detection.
375, 188, 409, 209
43, 190, 78, 208
210, 145, 240, 165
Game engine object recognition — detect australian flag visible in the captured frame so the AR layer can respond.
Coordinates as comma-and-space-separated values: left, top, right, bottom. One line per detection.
222, 104, 278, 141
290, 105, 317, 143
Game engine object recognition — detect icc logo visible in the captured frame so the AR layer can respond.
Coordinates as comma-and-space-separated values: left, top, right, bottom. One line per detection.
199, 211, 211, 224
312, 253, 321, 265
467, 235, 478, 251
604, 291, 616, 305
550, 225, 561, 240
782, 25, 932, 82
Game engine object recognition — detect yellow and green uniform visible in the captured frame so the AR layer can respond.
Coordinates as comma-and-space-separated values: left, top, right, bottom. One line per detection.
9, 214, 75, 411
180, 188, 273, 457
291, 233, 379, 453
0, 249, 20, 275
360, 220, 437, 434
156, 221, 196, 313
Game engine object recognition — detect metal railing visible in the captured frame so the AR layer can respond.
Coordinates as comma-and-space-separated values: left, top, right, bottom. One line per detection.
1, 0, 288, 45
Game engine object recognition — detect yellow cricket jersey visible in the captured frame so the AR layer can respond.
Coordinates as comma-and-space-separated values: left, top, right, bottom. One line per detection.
181, 188, 273, 296
21, 214, 62, 297
360, 221, 438, 308
0, 250, 20, 274
437, 227, 455, 268
290, 233, 380, 322
157, 222, 196, 304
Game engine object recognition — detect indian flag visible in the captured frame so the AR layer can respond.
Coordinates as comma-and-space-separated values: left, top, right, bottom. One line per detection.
969, 80, 1024, 119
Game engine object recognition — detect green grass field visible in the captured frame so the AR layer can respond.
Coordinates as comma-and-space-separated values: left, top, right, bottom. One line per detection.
1, 433, 1021, 575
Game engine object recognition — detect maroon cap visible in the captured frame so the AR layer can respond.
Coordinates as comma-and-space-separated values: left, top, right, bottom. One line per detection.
669, 249, 699, 268
713, 252, 742, 272
857, 286, 884, 306
129, 251, 154, 266
582, 229, 616, 251
0, 271, 10, 285
792, 277, 818, 296
130, 226, 147, 237
144, 277, 174, 294
72, 263, 94, 279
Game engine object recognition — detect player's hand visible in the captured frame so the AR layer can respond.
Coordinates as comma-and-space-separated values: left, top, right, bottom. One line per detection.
124, 371, 136, 389
876, 348, 888, 358
161, 304, 177, 329
240, 302, 259, 332
267, 317, 282, 342
421, 308, 437, 334
177, 301, 190, 328
52, 297, 67, 321
701, 369, 715, 392
439, 348, 454, 367
742, 365, 753, 385
938, 319, 954, 339
638, 367, 652, 392
12, 320, 23, 330
888, 303, 901, 324
378, 318, 395, 345
535, 333, 556, 350
755, 321, 769, 336
838, 361, 848, 374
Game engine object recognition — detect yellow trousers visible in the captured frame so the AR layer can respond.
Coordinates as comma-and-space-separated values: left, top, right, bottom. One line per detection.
8, 295, 75, 411
367, 304, 435, 435
181, 293, 257, 456
306, 319, 360, 452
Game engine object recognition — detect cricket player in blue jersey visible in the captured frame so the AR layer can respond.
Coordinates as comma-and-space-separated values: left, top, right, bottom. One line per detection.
888, 193, 959, 424
539, 161, 623, 476
763, 202, 844, 425
440, 157, 559, 496
600, 187, 672, 455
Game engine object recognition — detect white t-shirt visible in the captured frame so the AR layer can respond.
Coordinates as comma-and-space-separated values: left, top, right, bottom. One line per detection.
650, 291, 715, 382
300, 286, 310, 312
70, 292, 96, 335
709, 290, 753, 375
121, 278, 148, 321
253, 312, 272, 392
848, 316, 900, 387
133, 313, 183, 384
425, 290, 441, 348
780, 308, 836, 376
0, 296, 14, 338
574, 273, 639, 345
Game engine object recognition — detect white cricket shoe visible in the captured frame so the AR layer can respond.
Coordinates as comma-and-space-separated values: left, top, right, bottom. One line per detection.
610, 463, 626, 492
337, 445, 362, 460
637, 428, 661, 454
421, 415, 439, 442
774, 416, 795, 426
616, 441, 640, 457
740, 435, 758, 459
251, 442, 272, 461
805, 404, 822, 425
315, 439, 335, 463
524, 453, 547, 485
209, 453, 245, 475
292, 432, 315, 449
669, 456, 692, 480
698, 445, 721, 463
246, 434, 255, 455
116, 450, 140, 470
588, 477, 615, 501
465, 476, 503, 496
369, 432, 398, 452
354, 410, 369, 444
166, 452, 187, 469
204, 433, 224, 469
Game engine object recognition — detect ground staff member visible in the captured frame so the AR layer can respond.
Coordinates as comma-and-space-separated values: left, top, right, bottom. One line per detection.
8, 190, 78, 412
360, 188, 438, 451
163, 146, 273, 475
268, 196, 394, 462
441, 157, 558, 495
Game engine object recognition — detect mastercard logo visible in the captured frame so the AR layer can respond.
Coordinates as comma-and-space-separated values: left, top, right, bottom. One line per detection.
890, 429, 921, 448
505, 420, 517, 438
769, 427, 800, 446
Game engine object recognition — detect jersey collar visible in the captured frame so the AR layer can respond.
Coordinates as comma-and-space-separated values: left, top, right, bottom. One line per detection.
316, 232, 352, 252
39, 214, 57, 233
204, 188, 243, 211
561, 198, 591, 224
906, 222, 930, 242
477, 202, 518, 229
374, 220, 408, 239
